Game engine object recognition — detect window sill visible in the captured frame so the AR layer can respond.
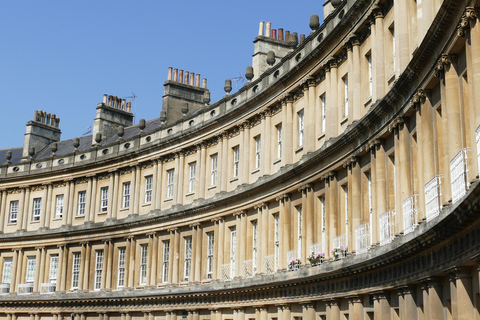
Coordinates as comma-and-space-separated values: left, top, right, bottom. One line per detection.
164, 198, 173, 202
74, 215, 85, 219
317, 133, 326, 141
295, 146, 304, 154
387, 73, 396, 85
207, 185, 217, 191
30, 220, 40, 224
186, 192, 195, 197
340, 117, 348, 125
251, 168, 260, 175
273, 158, 281, 165
7, 222, 17, 226
142, 202, 152, 207
53, 217, 63, 221
119, 207, 129, 212
98, 211, 107, 215
230, 177, 238, 183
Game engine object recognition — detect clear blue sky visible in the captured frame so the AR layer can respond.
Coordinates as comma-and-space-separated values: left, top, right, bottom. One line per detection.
0, 1, 324, 150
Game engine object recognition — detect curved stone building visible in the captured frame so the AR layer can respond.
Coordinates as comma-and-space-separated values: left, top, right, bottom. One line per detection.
1, 0, 480, 319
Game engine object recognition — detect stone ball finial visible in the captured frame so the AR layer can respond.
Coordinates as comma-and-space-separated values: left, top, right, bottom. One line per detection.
246, 66, 254, 81
203, 91, 211, 105
288, 33, 298, 47
95, 133, 102, 144
160, 111, 167, 122
28, 147, 35, 157
139, 119, 146, 131
51, 142, 58, 154
73, 138, 80, 149
181, 103, 189, 115
266, 51, 276, 66
310, 14, 320, 31
224, 79, 232, 94
118, 126, 124, 138
6, 151, 12, 162
331, 0, 343, 8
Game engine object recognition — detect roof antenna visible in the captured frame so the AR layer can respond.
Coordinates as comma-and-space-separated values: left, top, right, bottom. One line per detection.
123, 93, 137, 124
230, 73, 246, 91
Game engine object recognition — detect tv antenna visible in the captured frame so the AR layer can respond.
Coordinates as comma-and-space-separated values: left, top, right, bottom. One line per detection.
230, 73, 246, 91
83, 125, 92, 136
123, 93, 137, 124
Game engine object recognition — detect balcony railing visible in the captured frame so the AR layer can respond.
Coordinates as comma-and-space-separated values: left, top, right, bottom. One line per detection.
0, 283, 10, 295
379, 211, 395, 246
450, 148, 469, 204
17, 283, 33, 295
40, 282, 56, 294
220, 264, 231, 282
332, 234, 347, 259
476, 125, 480, 174
425, 175, 442, 222
242, 260, 254, 278
264, 255, 276, 275
355, 223, 371, 255
310, 242, 324, 255
403, 195, 418, 235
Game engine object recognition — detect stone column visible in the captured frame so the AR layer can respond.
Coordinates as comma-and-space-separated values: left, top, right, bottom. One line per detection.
284, 94, 294, 164
0, 190, 7, 232
190, 224, 198, 281
240, 211, 247, 276
282, 305, 291, 320
60, 245, 68, 292
234, 212, 242, 277
397, 286, 417, 320
21, 186, 30, 230
192, 311, 199, 320
374, 9, 386, 100
55, 246, 63, 292
83, 175, 93, 222
102, 239, 110, 289
89, 176, 97, 222
217, 218, 225, 279
107, 172, 114, 219
173, 228, 180, 284
35, 247, 45, 292
345, 41, 353, 122
134, 165, 141, 214
63, 179, 72, 225
127, 236, 136, 288
199, 143, 207, 199
82, 241, 91, 291
195, 224, 202, 282
373, 291, 390, 320
11, 248, 21, 293
259, 307, 267, 320
424, 278, 444, 320
349, 158, 362, 241
374, 140, 386, 244
278, 194, 291, 270
111, 170, 119, 219
176, 152, 185, 205
302, 303, 315, 320
221, 132, 229, 192
324, 172, 337, 254
149, 232, 158, 286
328, 59, 339, 138
348, 296, 364, 320
107, 238, 114, 289
155, 158, 163, 210
43, 183, 53, 228
242, 121, 250, 184
351, 37, 361, 120
448, 267, 474, 319
394, 0, 410, 75
263, 110, 272, 175
326, 299, 340, 320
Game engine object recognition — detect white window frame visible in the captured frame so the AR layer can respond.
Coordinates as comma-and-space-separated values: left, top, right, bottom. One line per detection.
298, 110, 304, 147
276, 124, 282, 159
55, 194, 64, 218
71, 252, 81, 289
2, 257, 13, 284
139, 244, 148, 285
297, 206, 303, 261
166, 169, 175, 199
26, 256, 36, 283
367, 54, 373, 97
230, 227, 236, 278
207, 232, 214, 279
77, 191, 86, 216
9, 201, 18, 223
144, 176, 153, 203
100, 187, 108, 212
117, 247, 126, 288
274, 214, 279, 271
252, 220, 258, 273
32, 198, 41, 222
210, 154, 218, 186
122, 182, 130, 208
162, 240, 170, 283
255, 136, 261, 169
94, 250, 104, 290
184, 236, 192, 281
48, 255, 59, 284
344, 76, 349, 117
233, 146, 240, 178
321, 95, 326, 133
188, 162, 197, 193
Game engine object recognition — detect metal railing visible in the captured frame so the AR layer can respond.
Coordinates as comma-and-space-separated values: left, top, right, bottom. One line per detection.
220, 264, 231, 282
403, 195, 418, 235
17, 283, 33, 295
355, 223, 370, 255
40, 282, 56, 294
309, 242, 324, 255
264, 255, 276, 275
450, 148, 469, 204
379, 211, 396, 246
425, 175, 442, 222
0, 283, 10, 295
332, 234, 347, 259
287, 249, 300, 271
242, 260, 254, 278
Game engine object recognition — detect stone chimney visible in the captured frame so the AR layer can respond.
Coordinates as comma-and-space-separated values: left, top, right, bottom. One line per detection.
252, 21, 297, 80
161, 67, 209, 125
22, 110, 61, 159
93, 94, 134, 145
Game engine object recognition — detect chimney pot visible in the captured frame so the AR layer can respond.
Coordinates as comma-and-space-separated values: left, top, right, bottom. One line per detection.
300, 34, 305, 44
103, 94, 108, 104
202, 79, 207, 88
167, 67, 173, 81
265, 22, 272, 37
272, 29, 277, 39
196, 74, 200, 87
179, 70, 184, 83
126, 101, 132, 113
185, 71, 189, 84
278, 28, 284, 41
258, 21, 265, 36
285, 31, 290, 41
173, 68, 178, 82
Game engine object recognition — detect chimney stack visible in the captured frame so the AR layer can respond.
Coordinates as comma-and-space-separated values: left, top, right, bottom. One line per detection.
22, 110, 62, 160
